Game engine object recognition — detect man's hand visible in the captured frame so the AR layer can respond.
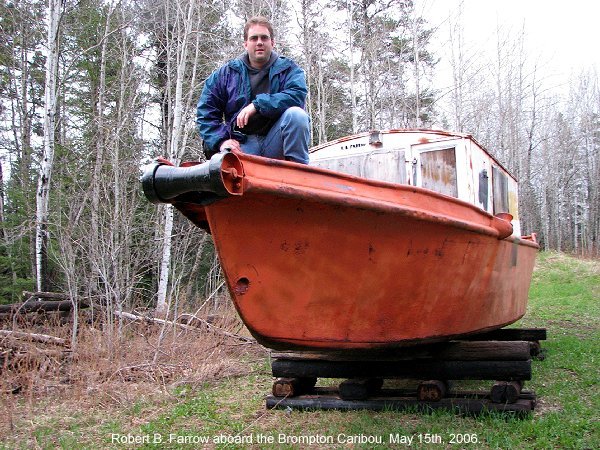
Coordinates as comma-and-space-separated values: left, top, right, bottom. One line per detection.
220, 139, 241, 152
236, 103, 257, 128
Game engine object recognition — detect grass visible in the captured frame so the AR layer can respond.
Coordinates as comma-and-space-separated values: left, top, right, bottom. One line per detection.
1, 251, 598, 449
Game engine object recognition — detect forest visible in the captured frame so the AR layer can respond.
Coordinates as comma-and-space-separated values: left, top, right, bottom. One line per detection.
0, 0, 598, 319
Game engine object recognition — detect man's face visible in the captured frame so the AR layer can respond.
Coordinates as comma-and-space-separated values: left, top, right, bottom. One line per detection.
244, 25, 274, 69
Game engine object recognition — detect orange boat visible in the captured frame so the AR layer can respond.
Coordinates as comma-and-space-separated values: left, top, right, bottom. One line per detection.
142, 129, 538, 351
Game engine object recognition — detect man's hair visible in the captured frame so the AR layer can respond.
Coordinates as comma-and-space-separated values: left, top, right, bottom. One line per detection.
244, 16, 274, 41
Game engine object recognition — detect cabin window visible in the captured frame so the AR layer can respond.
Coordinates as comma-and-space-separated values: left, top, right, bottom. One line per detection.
492, 166, 509, 214
478, 169, 489, 209
419, 148, 458, 198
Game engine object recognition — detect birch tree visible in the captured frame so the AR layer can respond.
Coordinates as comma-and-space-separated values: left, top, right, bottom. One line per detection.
36, 0, 64, 292
0, 0, 45, 301
147, 0, 229, 317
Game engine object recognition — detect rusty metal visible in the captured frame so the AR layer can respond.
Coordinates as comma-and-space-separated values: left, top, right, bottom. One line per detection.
154, 151, 538, 351
141, 128, 539, 352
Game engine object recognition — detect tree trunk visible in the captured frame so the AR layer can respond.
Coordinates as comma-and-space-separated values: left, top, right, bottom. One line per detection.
0, 162, 4, 242
155, 0, 200, 317
36, 0, 63, 292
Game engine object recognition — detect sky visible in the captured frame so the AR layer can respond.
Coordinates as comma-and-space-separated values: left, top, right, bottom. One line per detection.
416, 0, 599, 90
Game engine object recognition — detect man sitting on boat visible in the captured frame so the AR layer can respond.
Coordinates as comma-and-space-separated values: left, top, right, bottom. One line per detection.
197, 16, 310, 164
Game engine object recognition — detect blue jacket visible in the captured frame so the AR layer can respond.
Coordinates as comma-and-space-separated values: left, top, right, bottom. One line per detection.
196, 54, 307, 156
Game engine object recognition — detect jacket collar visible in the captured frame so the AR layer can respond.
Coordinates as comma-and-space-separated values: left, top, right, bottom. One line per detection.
228, 52, 290, 75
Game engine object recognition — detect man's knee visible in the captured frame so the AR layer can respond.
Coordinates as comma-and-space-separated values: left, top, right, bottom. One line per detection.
282, 106, 310, 129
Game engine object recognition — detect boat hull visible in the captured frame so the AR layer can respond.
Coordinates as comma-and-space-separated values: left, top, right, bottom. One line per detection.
174, 153, 538, 350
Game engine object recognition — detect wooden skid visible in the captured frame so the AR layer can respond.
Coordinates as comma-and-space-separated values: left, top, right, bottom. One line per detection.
271, 359, 531, 381
266, 329, 545, 415
266, 389, 536, 414
462, 328, 547, 342
271, 340, 533, 362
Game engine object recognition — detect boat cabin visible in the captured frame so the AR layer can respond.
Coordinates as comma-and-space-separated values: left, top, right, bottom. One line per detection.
309, 129, 521, 236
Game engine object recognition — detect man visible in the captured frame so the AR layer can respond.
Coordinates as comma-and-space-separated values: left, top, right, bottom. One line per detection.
197, 16, 310, 164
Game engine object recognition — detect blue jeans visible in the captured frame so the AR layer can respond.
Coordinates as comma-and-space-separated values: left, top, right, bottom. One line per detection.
240, 107, 310, 164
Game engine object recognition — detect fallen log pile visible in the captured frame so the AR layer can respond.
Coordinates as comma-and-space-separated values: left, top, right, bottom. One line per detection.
0, 327, 71, 394
0, 291, 89, 316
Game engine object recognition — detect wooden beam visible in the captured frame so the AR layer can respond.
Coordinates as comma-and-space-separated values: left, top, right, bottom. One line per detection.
463, 328, 546, 341
272, 340, 532, 362
271, 358, 531, 380
266, 393, 535, 414
339, 378, 383, 400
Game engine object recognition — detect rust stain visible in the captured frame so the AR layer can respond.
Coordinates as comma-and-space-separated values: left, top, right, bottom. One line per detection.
294, 241, 309, 255
368, 244, 376, 262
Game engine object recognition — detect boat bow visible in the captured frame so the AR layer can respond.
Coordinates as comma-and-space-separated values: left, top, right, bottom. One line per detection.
139, 140, 537, 351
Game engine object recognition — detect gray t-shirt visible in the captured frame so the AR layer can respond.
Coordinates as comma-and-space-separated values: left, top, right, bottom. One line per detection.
239, 52, 279, 135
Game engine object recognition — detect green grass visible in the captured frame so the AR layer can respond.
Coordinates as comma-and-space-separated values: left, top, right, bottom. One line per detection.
2, 251, 599, 449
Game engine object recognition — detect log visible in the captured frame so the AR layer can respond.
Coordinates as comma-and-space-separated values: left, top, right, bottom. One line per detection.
3, 344, 72, 357
22, 291, 70, 301
0, 329, 67, 345
272, 377, 317, 397
505, 381, 523, 403
0, 299, 87, 314
417, 380, 448, 402
271, 358, 532, 381
491, 380, 523, 403
283, 385, 536, 401
114, 311, 255, 344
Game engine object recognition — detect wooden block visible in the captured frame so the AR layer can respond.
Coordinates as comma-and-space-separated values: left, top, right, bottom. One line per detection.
417, 380, 448, 401
272, 377, 316, 397
505, 380, 523, 403
491, 380, 523, 403
490, 381, 507, 403
271, 358, 531, 380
